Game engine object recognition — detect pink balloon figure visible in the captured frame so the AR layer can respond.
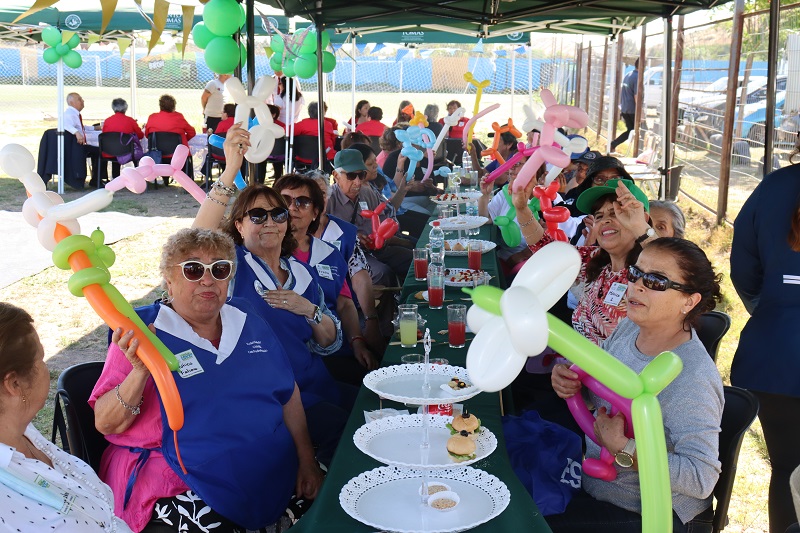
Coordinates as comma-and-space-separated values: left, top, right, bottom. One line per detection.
484, 142, 536, 185
566, 364, 634, 481
360, 202, 398, 250
109, 145, 206, 204
533, 181, 570, 242
512, 89, 589, 193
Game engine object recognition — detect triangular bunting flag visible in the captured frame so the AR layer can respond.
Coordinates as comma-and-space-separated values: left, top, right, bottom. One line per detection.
12, 0, 59, 24
264, 46, 274, 58
87, 34, 101, 46
117, 37, 132, 57
147, 0, 169, 52
181, 4, 194, 59
61, 31, 76, 45
100, 0, 118, 34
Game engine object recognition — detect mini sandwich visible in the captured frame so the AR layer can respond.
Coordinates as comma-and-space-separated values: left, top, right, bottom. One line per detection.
447, 407, 481, 436
447, 431, 477, 462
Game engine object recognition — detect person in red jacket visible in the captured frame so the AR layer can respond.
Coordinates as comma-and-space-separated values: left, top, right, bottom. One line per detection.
145, 94, 196, 147
293, 101, 336, 163
99, 98, 144, 180
213, 104, 236, 136
439, 99, 470, 139
355, 107, 387, 137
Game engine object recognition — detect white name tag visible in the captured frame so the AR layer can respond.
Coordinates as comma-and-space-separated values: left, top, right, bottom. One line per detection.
175, 349, 204, 378
316, 264, 334, 280
331, 240, 342, 251
359, 201, 369, 211
603, 282, 628, 307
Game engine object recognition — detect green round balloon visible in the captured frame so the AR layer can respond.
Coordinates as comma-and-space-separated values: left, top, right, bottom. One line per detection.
56, 43, 69, 55
239, 42, 247, 68
41, 26, 61, 47
237, 3, 246, 29
269, 53, 283, 72
294, 54, 316, 79
282, 57, 296, 78
67, 33, 80, 49
204, 36, 240, 74
203, 0, 242, 36
320, 30, 331, 49
299, 30, 316, 54
322, 51, 336, 73
63, 50, 83, 69
42, 47, 60, 64
192, 22, 214, 49
270, 35, 284, 53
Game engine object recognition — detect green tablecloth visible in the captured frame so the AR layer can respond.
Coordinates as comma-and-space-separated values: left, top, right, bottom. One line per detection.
290, 216, 552, 533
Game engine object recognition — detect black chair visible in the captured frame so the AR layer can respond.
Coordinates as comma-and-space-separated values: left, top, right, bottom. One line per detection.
267, 138, 286, 181
51, 361, 108, 473
97, 132, 136, 188
292, 135, 321, 171
712, 386, 759, 533
696, 311, 732, 362
204, 141, 226, 189
445, 137, 463, 165
148, 132, 191, 185
37, 128, 89, 189
368, 135, 382, 155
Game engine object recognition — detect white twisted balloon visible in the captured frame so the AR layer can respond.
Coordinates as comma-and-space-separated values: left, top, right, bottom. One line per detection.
466, 242, 581, 392
225, 76, 286, 164
432, 106, 466, 152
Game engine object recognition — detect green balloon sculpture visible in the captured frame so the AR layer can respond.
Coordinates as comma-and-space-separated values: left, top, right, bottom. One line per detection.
268, 27, 336, 79
192, 0, 246, 74
41, 26, 82, 68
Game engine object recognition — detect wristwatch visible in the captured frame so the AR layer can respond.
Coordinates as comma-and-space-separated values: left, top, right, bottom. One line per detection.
307, 305, 323, 325
614, 438, 636, 468
635, 227, 656, 244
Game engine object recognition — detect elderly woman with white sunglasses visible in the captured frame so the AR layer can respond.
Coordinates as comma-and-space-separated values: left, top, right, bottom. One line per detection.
91, 228, 321, 533
547, 237, 724, 533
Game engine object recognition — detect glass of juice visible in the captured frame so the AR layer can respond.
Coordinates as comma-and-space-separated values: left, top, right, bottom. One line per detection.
413, 248, 428, 281
447, 304, 467, 348
467, 240, 482, 271
398, 304, 419, 348
427, 265, 445, 310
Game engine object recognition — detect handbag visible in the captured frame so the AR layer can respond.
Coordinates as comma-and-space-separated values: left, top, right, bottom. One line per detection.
116, 133, 145, 165
144, 134, 162, 164
502, 409, 583, 515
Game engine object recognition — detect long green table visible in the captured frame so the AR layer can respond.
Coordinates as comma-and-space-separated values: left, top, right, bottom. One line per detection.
291, 218, 552, 532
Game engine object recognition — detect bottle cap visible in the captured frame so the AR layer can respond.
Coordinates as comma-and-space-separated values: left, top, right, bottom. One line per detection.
433, 221, 440, 226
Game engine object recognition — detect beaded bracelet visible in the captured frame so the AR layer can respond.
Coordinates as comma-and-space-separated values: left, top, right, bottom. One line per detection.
206, 193, 228, 207
211, 181, 237, 197
114, 384, 143, 415
519, 217, 537, 228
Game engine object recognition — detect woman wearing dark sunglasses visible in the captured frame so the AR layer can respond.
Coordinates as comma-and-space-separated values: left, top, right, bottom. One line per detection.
548, 237, 724, 533
194, 123, 349, 469
91, 228, 322, 532
274, 173, 379, 384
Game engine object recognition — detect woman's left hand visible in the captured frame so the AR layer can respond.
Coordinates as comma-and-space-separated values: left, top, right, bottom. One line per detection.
263, 288, 314, 317
295, 459, 324, 500
593, 406, 628, 453
613, 180, 649, 235
222, 123, 250, 167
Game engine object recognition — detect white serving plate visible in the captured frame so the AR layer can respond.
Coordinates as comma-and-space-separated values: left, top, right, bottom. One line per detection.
442, 267, 489, 287
363, 364, 481, 405
429, 215, 488, 231
353, 414, 497, 468
339, 465, 510, 533
430, 191, 484, 204
443, 239, 497, 256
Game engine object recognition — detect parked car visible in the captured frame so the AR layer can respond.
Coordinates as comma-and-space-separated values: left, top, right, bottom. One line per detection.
736, 91, 786, 145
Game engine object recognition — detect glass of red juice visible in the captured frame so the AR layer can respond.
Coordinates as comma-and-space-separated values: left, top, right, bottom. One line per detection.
413, 248, 428, 281
427, 264, 445, 309
447, 304, 467, 348
467, 240, 482, 270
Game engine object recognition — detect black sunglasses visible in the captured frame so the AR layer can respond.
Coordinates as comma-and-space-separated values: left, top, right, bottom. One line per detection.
174, 260, 233, 282
628, 264, 688, 292
344, 170, 367, 181
282, 194, 314, 210
245, 207, 289, 224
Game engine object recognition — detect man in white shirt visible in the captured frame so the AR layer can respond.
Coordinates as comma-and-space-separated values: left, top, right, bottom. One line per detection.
201, 74, 231, 133
64, 92, 102, 184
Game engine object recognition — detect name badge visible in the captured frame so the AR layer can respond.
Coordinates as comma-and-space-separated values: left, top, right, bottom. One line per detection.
176, 349, 204, 378
316, 264, 334, 280
359, 201, 369, 211
331, 240, 342, 251
603, 282, 628, 307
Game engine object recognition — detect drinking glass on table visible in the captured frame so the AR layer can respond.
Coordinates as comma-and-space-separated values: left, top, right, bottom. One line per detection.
467, 240, 482, 271
413, 248, 428, 281
466, 200, 480, 236
447, 304, 467, 348
427, 264, 445, 310
398, 304, 419, 348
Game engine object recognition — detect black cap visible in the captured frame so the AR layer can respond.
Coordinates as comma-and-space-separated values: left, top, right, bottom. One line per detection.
575, 150, 601, 165
585, 155, 632, 183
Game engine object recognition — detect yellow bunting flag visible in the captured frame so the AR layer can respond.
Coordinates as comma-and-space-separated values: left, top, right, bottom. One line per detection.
99, 0, 118, 34
61, 30, 76, 45
117, 37, 132, 58
176, 42, 183, 54
87, 34, 101, 46
147, 0, 169, 52
264, 46, 274, 58
12, 0, 59, 24
180, 5, 194, 59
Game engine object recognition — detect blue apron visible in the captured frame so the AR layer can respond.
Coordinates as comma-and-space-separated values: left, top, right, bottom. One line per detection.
233, 245, 340, 408
137, 299, 297, 529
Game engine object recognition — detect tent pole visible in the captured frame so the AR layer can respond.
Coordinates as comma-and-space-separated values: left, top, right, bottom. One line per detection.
351, 36, 356, 132
287, 78, 295, 174
528, 34, 533, 109
661, 17, 673, 201
57, 58, 64, 195
246, 0, 256, 182
130, 36, 137, 120
510, 45, 515, 116
605, 35, 617, 154
317, 24, 325, 170
763, 0, 780, 178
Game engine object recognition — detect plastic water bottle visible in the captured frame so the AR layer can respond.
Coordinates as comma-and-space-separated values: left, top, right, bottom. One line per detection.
461, 150, 472, 178
429, 220, 445, 266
